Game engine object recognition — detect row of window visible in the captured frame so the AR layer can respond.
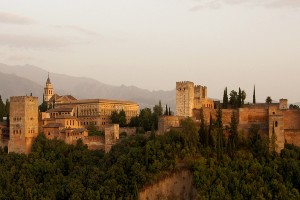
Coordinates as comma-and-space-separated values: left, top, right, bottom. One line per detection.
66, 120, 77, 126
13, 117, 22, 121
12, 130, 21, 134
45, 90, 53, 95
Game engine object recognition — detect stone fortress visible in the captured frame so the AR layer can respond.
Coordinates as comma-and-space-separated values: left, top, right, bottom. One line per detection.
2, 74, 139, 154
2, 78, 300, 154
159, 81, 300, 153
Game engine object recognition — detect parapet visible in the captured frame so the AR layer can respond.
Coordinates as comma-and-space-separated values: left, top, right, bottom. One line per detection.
10, 96, 38, 102
176, 81, 195, 89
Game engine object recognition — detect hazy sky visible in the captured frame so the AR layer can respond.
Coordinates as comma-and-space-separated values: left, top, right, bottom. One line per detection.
0, 0, 300, 102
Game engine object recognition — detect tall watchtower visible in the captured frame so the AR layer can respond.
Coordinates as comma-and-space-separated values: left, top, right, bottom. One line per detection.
176, 81, 195, 117
8, 96, 39, 154
44, 73, 53, 102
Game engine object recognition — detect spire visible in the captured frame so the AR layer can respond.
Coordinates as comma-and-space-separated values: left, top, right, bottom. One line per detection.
46, 72, 51, 84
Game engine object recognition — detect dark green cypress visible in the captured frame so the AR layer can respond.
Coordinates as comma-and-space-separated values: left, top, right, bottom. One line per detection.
253, 85, 256, 104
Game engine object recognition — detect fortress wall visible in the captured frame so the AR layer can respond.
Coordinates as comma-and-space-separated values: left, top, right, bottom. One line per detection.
84, 136, 104, 151
244, 108, 268, 124
283, 110, 300, 129
158, 116, 183, 134
222, 109, 235, 126
120, 127, 136, 136
201, 109, 235, 126
284, 130, 300, 146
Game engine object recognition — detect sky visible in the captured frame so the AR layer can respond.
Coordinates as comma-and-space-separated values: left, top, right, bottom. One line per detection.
0, 0, 300, 103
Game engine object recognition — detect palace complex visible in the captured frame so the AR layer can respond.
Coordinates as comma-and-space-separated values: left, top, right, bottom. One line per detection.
159, 81, 300, 153
1, 78, 300, 154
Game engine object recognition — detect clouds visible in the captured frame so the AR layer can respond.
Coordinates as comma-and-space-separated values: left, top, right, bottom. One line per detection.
190, 0, 300, 11
265, 0, 300, 8
54, 25, 100, 36
0, 34, 69, 49
0, 12, 35, 24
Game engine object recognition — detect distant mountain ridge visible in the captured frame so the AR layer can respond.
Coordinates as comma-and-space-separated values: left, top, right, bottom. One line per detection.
0, 63, 175, 109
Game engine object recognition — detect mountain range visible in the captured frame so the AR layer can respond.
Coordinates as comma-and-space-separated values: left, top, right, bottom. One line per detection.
0, 63, 175, 109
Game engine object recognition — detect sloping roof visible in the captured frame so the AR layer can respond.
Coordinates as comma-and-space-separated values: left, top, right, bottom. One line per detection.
60, 128, 87, 133
57, 98, 138, 106
49, 94, 62, 102
56, 95, 77, 102
43, 123, 64, 128
46, 107, 74, 113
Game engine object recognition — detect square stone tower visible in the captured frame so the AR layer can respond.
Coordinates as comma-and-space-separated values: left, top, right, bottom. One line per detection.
8, 96, 39, 154
176, 81, 195, 117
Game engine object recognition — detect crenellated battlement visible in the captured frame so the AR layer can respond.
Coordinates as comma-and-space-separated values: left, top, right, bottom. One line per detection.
176, 81, 194, 87
10, 96, 38, 102
194, 85, 202, 89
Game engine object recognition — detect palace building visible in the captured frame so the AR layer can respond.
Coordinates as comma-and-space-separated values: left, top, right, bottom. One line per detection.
42, 74, 139, 131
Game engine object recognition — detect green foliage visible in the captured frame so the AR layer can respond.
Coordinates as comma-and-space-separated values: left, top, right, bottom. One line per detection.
0, 128, 202, 199
39, 101, 48, 112
199, 108, 208, 148
266, 96, 273, 104
229, 90, 238, 108
153, 100, 163, 116
216, 106, 223, 162
248, 125, 269, 158
228, 89, 246, 108
193, 146, 300, 200
164, 104, 168, 116
111, 110, 127, 127
228, 112, 238, 158
0, 95, 5, 122
289, 104, 300, 109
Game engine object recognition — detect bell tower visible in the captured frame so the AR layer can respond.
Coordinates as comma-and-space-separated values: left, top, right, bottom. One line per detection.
44, 73, 53, 102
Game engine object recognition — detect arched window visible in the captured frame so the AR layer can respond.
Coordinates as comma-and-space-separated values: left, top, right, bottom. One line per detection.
275, 121, 278, 127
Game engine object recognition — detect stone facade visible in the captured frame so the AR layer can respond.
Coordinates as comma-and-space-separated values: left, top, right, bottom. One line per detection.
176, 81, 214, 117
55, 99, 139, 130
158, 116, 185, 134
8, 96, 39, 154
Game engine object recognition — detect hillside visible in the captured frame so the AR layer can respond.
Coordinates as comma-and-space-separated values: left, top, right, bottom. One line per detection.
0, 72, 43, 100
0, 63, 175, 108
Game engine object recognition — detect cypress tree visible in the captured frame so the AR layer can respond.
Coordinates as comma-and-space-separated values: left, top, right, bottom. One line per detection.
238, 87, 242, 108
0, 95, 4, 122
271, 123, 277, 153
253, 85, 256, 104
4, 99, 9, 116
164, 104, 168, 116
198, 108, 206, 147
208, 113, 214, 148
168, 107, 171, 116
223, 87, 228, 109
228, 112, 238, 158
216, 105, 223, 162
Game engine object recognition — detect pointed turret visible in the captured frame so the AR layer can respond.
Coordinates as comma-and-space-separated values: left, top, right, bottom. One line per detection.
46, 72, 51, 84
44, 73, 54, 102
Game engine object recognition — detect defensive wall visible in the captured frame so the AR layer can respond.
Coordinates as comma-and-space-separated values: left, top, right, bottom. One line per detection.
160, 98, 300, 152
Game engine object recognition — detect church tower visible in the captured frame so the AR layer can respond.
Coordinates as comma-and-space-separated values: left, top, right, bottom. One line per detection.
44, 73, 53, 102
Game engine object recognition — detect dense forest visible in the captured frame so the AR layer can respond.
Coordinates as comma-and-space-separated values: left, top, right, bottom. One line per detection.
0, 115, 299, 199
